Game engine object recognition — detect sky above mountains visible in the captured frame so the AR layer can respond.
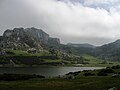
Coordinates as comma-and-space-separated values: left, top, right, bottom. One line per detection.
0, 0, 120, 45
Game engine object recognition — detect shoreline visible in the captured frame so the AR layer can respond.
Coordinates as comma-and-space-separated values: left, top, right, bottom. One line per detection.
0, 64, 107, 68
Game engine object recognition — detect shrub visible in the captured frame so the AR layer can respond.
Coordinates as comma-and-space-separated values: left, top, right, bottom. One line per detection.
0, 73, 45, 81
97, 68, 114, 76
66, 71, 81, 76
112, 65, 120, 69
83, 72, 95, 76
82, 70, 91, 72
5, 51, 15, 55
97, 72, 108, 76
100, 68, 114, 73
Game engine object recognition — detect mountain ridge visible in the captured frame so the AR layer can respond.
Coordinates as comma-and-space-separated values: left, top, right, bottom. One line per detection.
0, 27, 60, 50
1, 27, 120, 61
68, 40, 120, 61
67, 43, 96, 48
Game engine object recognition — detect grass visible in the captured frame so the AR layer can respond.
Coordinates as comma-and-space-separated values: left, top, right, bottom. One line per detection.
3, 50, 120, 67
44, 59, 63, 63
0, 76, 120, 90
82, 55, 120, 67
82, 55, 102, 64
0, 66, 120, 90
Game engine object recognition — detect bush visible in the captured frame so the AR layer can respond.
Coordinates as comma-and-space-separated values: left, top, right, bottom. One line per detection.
112, 65, 120, 69
5, 51, 15, 55
97, 68, 114, 76
83, 72, 95, 76
82, 70, 91, 72
66, 71, 81, 76
0, 73, 45, 81
100, 68, 114, 73
97, 72, 108, 76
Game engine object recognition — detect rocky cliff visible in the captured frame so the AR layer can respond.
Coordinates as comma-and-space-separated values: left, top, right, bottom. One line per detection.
0, 27, 60, 50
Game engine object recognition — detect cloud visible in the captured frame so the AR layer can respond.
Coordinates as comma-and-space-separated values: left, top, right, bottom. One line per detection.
0, 0, 120, 45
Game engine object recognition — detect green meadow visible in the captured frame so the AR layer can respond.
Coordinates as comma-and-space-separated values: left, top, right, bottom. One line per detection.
0, 65, 120, 90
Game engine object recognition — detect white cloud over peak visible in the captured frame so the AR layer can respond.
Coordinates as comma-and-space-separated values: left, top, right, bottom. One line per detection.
84, 0, 119, 5
0, 0, 120, 45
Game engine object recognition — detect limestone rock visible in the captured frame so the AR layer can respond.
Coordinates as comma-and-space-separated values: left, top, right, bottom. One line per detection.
0, 27, 61, 50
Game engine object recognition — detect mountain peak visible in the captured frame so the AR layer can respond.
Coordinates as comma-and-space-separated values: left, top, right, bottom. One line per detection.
67, 43, 96, 48
0, 27, 60, 50
114, 39, 120, 44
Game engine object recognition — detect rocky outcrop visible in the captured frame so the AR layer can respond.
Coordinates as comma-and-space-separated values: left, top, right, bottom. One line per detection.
25, 27, 49, 44
0, 27, 60, 50
47, 37, 62, 50
48, 38, 60, 45
0, 36, 3, 42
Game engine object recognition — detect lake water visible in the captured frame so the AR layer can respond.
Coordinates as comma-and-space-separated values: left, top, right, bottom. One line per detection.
0, 67, 105, 77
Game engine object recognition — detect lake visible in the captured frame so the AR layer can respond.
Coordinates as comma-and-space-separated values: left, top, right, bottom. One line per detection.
0, 67, 105, 77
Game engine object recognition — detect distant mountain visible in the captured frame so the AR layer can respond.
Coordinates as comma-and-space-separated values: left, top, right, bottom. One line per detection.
66, 43, 96, 55
95, 39, 120, 61
67, 43, 96, 48
67, 40, 120, 61
0, 27, 60, 50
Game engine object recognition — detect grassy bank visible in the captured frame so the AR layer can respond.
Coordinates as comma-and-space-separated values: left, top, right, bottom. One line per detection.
0, 65, 120, 90
0, 76, 119, 90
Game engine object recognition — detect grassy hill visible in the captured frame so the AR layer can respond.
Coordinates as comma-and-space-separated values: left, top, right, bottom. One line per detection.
0, 49, 86, 66
1, 49, 120, 67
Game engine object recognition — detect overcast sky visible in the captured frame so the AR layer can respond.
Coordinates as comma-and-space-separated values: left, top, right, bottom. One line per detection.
0, 0, 120, 46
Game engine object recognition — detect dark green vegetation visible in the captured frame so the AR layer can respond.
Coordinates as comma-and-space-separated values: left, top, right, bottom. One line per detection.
68, 40, 120, 62
0, 49, 85, 66
95, 39, 120, 61
1, 77, 119, 90
0, 73, 45, 81
67, 43, 96, 55
1, 49, 119, 67
0, 65, 120, 90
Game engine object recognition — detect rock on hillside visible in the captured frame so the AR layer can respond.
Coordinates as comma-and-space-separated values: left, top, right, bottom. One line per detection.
0, 27, 60, 50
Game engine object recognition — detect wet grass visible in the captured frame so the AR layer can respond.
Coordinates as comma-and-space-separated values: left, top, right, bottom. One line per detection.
0, 74, 120, 90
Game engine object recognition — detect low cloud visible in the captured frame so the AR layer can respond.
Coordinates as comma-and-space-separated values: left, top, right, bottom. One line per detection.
0, 0, 120, 45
